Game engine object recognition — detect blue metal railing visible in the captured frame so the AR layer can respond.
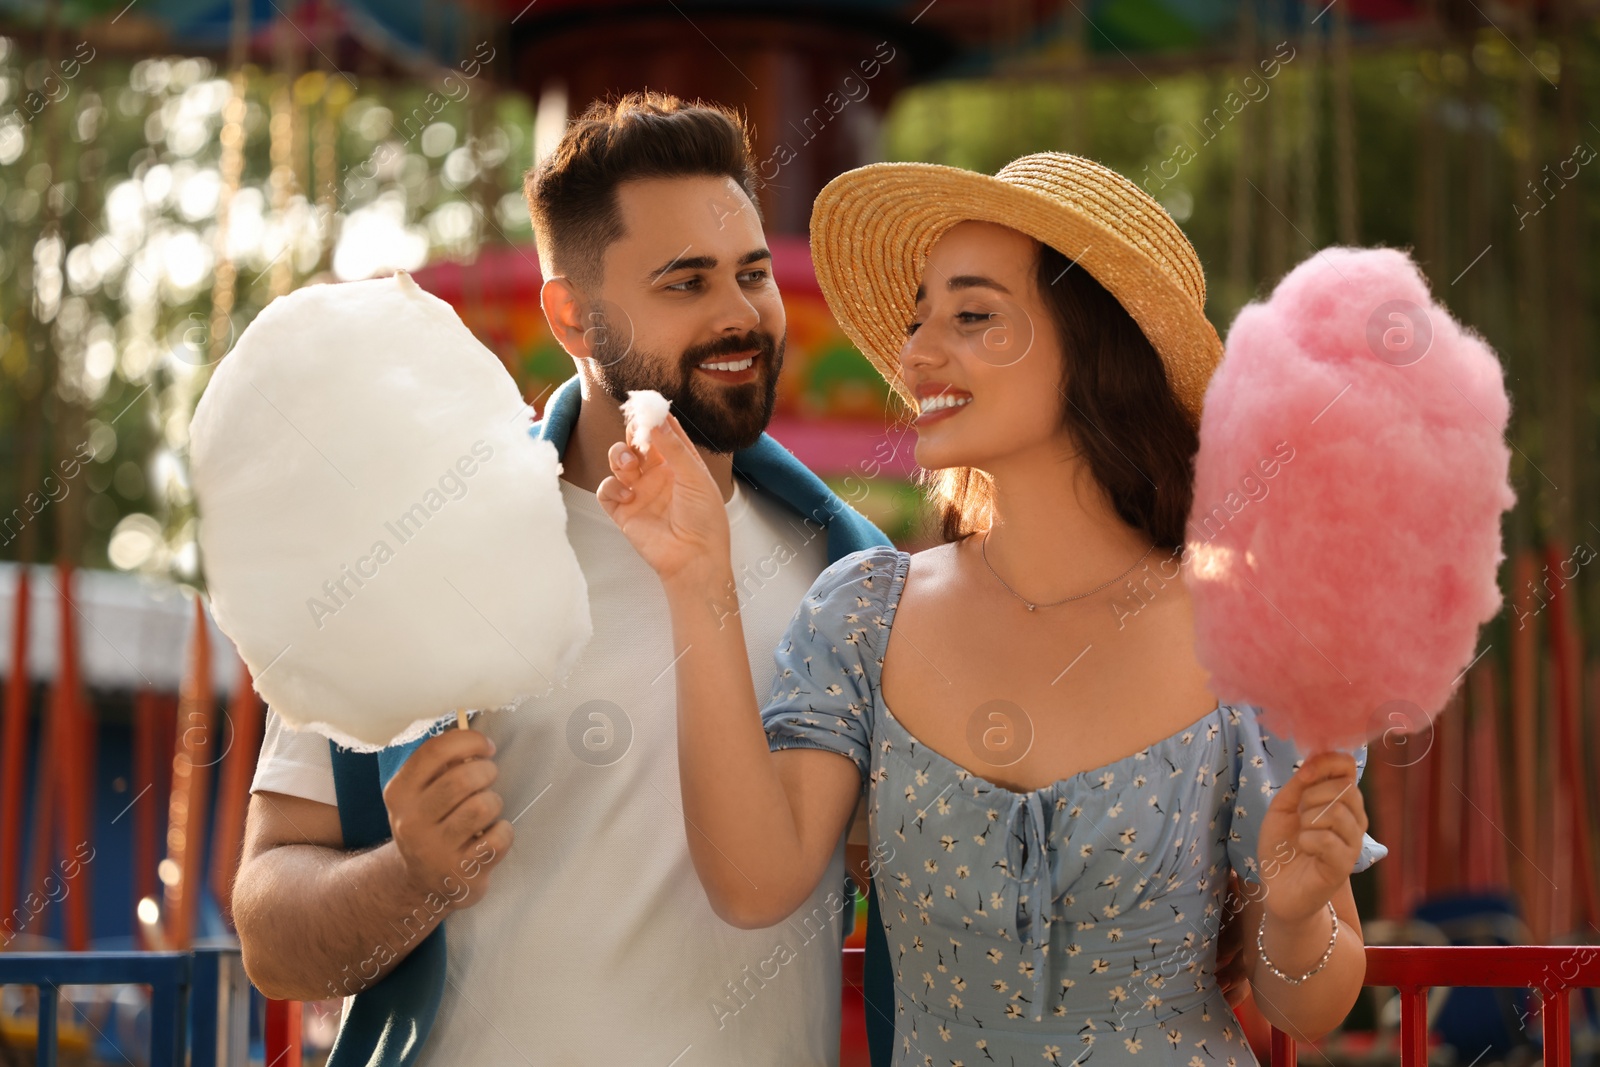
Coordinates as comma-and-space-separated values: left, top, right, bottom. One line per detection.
0, 945, 250, 1067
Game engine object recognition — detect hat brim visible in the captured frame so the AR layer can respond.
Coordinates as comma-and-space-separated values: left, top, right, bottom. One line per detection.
809, 161, 1222, 428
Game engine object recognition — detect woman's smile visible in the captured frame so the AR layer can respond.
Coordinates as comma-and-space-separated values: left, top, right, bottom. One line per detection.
913, 381, 975, 426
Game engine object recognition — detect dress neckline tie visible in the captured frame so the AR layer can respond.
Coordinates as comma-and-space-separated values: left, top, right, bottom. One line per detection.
1004, 790, 1052, 1021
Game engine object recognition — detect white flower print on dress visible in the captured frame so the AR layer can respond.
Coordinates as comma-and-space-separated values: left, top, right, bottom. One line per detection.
762, 546, 1387, 1066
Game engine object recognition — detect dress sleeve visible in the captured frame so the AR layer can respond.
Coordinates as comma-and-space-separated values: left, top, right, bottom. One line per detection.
1225, 704, 1389, 886
760, 546, 899, 791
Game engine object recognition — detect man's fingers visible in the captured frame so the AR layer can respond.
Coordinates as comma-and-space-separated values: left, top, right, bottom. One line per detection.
475, 819, 514, 866
418, 756, 500, 825
442, 788, 506, 847
385, 728, 496, 799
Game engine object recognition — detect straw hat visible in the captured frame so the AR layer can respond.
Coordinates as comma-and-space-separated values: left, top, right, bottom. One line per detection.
809, 152, 1223, 428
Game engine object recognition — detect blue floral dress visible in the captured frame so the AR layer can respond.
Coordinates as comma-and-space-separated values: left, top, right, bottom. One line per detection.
762, 546, 1387, 1067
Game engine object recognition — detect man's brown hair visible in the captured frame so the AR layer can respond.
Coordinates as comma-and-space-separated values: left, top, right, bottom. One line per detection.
523, 91, 762, 296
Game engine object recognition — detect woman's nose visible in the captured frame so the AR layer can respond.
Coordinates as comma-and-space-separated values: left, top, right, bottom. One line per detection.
900, 326, 946, 373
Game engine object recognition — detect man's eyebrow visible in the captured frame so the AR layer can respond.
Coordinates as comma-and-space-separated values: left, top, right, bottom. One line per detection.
647, 247, 770, 281
649, 254, 715, 280
914, 274, 1012, 302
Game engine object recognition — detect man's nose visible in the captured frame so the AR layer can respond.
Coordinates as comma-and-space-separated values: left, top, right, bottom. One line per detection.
713, 285, 762, 335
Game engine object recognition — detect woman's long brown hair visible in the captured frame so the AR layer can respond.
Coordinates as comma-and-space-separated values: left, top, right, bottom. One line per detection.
918, 240, 1199, 551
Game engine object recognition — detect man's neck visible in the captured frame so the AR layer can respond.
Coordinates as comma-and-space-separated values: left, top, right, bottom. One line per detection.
557, 374, 737, 504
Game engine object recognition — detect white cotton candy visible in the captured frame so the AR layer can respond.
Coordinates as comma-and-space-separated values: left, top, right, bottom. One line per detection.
190, 270, 592, 751
621, 389, 671, 454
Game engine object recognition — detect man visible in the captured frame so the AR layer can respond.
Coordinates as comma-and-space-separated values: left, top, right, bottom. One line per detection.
233, 92, 896, 1066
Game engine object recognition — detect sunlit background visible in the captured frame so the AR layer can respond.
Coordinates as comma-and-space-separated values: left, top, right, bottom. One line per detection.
1, 0, 1598, 1063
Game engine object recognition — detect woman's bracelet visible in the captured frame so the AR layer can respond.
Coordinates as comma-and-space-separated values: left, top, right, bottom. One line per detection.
1256, 900, 1339, 985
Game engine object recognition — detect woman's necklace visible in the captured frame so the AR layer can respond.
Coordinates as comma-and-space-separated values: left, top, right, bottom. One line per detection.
979, 529, 1157, 612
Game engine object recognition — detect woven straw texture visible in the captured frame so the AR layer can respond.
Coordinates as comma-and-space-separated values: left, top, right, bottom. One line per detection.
809, 152, 1224, 427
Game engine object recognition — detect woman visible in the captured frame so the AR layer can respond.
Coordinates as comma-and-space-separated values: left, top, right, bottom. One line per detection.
596, 153, 1385, 1064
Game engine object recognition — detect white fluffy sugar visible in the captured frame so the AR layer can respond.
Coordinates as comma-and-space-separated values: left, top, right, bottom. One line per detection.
620, 389, 671, 454
189, 270, 592, 751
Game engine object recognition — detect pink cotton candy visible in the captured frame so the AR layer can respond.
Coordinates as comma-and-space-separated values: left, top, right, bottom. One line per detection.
1184, 246, 1515, 752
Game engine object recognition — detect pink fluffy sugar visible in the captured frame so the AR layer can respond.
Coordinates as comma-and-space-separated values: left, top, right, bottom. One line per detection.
1182, 246, 1516, 752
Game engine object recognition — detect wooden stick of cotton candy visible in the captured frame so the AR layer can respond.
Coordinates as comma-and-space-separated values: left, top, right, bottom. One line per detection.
1182, 247, 1515, 752
621, 390, 672, 454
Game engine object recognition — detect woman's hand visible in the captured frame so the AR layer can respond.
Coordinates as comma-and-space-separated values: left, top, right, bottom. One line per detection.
1255, 751, 1368, 922
596, 413, 731, 587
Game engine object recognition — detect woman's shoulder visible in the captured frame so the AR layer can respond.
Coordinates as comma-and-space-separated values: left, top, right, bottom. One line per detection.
806, 544, 909, 607
787, 546, 909, 660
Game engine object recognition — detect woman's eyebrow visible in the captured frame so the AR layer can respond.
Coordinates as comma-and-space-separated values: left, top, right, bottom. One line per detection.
913, 274, 1013, 301
947, 274, 1012, 294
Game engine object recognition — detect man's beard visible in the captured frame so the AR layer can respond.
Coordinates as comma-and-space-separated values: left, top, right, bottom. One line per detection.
590, 316, 785, 454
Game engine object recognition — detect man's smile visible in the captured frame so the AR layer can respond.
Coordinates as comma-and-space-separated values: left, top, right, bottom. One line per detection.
695, 349, 760, 382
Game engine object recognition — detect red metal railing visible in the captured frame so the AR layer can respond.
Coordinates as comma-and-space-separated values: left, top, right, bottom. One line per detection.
267, 944, 1600, 1065
264, 998, 303, 1067
838, 945, 1600, 1067
1343, 945, 1600, 1067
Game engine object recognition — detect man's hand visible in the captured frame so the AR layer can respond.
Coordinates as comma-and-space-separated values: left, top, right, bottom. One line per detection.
235, 725, 516, 1001
383, 728, 514, 912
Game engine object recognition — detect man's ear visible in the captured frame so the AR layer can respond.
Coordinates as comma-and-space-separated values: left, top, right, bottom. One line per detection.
540, 276, 594, 360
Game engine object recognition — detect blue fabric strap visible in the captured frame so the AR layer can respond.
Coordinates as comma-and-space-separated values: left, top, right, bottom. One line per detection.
326, 731, 448, 1067
327, 372, 897, 1066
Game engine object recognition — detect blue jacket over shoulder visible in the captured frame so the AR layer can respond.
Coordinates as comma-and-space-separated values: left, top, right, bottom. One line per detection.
326, 372, 900, 1067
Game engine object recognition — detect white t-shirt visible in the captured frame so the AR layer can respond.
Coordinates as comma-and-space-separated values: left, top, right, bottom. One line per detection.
251, 474, 846, 1065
